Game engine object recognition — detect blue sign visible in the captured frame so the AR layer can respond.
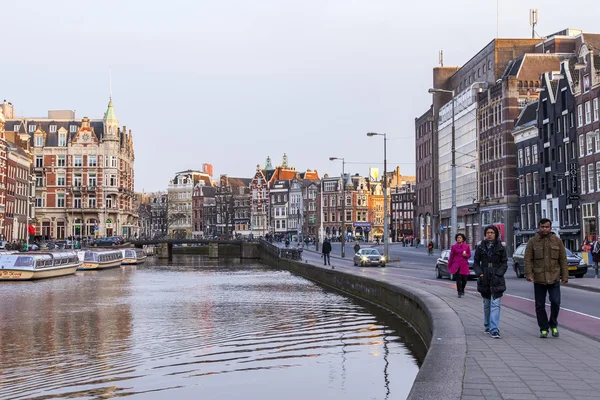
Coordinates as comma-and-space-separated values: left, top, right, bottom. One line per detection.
353, 222, 373, 228
439, 226, 445, 231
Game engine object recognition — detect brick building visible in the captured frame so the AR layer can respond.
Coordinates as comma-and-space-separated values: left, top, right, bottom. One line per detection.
3, 99, 137, 239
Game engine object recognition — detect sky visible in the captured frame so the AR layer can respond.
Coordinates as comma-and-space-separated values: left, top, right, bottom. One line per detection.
2, 0, 599, 192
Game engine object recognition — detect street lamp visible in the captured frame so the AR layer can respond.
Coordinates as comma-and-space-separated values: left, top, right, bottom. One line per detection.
428, 82, 486, 247
366, 132, 388, 261
329, 157, 346, 258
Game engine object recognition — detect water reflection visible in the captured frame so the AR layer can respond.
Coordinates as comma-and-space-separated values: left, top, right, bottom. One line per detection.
0, 256, 423, 400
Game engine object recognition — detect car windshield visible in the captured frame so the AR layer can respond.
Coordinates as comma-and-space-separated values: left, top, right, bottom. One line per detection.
362, 249, 380, 256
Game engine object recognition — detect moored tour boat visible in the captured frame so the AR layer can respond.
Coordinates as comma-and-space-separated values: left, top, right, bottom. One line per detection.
0, 252, 81, 280
121, 248, 147, 265
80, 249, 123, 270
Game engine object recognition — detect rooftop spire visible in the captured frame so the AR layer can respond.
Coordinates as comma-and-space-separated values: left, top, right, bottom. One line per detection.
104, 98, 117, 121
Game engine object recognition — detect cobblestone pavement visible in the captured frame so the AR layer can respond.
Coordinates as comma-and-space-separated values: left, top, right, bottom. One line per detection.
299, 250, 600, 400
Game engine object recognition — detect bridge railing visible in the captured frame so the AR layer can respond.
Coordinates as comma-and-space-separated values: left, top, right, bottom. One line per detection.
259, 238, 302, 261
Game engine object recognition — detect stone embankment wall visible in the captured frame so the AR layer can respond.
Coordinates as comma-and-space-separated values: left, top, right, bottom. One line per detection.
259, 245, 465, 400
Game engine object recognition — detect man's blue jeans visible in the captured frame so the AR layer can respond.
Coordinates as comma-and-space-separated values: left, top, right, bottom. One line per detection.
483, 296, 502, 333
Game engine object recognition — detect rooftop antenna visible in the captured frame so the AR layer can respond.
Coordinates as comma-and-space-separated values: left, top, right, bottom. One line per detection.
496, 0, 499, 38
529, 9, 539, 39
109, 67, 113, 100
439, 50, 444, 67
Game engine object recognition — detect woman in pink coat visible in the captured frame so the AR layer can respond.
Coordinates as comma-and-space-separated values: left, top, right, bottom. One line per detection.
448, 233, 471, 298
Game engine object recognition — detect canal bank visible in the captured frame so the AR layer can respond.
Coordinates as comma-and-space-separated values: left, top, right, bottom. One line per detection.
259, 241, 465, 400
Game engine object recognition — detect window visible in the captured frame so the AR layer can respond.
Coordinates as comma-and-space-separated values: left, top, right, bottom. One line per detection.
49, 125, 57, 133
532, 144, 538, 164
519, 175, 525, 197
36, 176, 43, 187
74, 194, 82, 208
88, 155, 97, 167
35, 156, 43, 168
73, 173, 82, 187
35, 197, 43, 207
588, 134, 594, 155
57, 155, 65, 167
578, 105, 583, 127
520, 205, 527, 230
558, 145, 563, 163
579, 135, 585, 157
35, 136, 43, 147
70, 125, 77, 133
518, 149, 524, 167
88, 197, 97, 208
525, 147, 531, 165
57, 193, 65, 208
595, 98, 599, 122
533, 172, 539, 194
581, 166, 586, 193
589, 164, 595, 192
88, 173, 96, 186
111, 156, 118, 168
74, 156, 82, 167
109, 174, 117, 187
526, 173, 532, 196
57, 174, 65, 186
106, 197, 113, 209
29, 124, 36, 133
586, 101, 592, 124
58, 133, 67, 146
596, 162, 600, 192
13, 124, 20, 132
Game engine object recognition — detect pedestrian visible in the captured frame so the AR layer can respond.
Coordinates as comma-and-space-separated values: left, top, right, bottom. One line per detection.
448, 233, 471, 298
322, 237, 332, 266
592, 236, 600, 278
473, 225, 507, 339
415, 238, 420, 248
353, 241, 360, 254
524, 218, 568, 338
427, 241, 434, 256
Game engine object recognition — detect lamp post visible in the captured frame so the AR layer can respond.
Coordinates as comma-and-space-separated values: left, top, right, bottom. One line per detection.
329, 157, 346, 258
429, 82, 486, 248
366, 133, 388, 261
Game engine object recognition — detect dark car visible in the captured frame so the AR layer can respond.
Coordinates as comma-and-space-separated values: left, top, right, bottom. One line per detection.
435, 250, 477, 280
353, 249, 386, 267
512, 244, 588, 278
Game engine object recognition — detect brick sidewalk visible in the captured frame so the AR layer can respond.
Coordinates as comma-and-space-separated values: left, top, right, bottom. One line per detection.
300, 252, 600, 400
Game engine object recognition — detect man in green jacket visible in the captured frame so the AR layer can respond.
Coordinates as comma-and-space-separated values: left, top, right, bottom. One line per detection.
524, 218, 568, 338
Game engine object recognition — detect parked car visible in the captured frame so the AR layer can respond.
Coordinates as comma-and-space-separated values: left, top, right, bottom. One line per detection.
435, 250, 477, 280
512, 244, 588, 278
353, 248, 386, 267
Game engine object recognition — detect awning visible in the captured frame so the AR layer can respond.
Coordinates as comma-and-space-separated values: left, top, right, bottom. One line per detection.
558, 229, 580, 234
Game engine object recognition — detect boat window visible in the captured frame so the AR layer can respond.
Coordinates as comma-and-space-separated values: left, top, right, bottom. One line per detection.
15, 256, 34, 267
84, 252, 99, 262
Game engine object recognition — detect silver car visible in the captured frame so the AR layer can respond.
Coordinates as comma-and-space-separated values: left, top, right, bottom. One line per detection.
353, 248, 386, 267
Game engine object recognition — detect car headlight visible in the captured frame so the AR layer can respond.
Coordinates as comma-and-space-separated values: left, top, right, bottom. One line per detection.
380, 256, 386, 262
361, 256, 368, 261
580, 258, 586, 266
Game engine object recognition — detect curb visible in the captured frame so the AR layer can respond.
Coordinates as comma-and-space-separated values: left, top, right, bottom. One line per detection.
567, 282, 600, 293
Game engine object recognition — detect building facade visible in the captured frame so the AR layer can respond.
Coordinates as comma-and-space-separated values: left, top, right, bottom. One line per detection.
414, 106, 434, 246
167, 169, 212, 238
5, 142, 33, 241
3, 99, 137, 240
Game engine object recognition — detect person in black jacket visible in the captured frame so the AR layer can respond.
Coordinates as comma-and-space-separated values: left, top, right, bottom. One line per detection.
473, 225, 508, 339
322, 238, 332, 266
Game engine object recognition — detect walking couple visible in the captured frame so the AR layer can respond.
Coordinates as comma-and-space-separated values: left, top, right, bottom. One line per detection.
448, 226, 507, 339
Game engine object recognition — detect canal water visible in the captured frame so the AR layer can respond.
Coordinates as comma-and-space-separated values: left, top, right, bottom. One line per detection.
0, 256, 424, 400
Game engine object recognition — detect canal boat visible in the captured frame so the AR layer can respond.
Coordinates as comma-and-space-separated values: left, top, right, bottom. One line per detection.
121, 248, 147, 265
0, 252, 81, 280
80, 249, 123, 270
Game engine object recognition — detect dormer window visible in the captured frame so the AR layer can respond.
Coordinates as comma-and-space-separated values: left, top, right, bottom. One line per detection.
58, 133, 67, 146
49, 125, 57, 133
70, 125, 77, 133
13, 125, 20, 132
35, 135, 44, 147
29, 125, 36, 133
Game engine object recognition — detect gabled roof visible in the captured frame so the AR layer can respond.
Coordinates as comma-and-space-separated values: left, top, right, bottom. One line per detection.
514, 101, 538, 128
268, 166, 297, 184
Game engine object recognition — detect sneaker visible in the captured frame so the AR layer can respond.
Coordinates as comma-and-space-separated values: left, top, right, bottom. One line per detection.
540, 330, 548, 338
484, 328, 490, 334
551, 328, 559, 337
491, 331, 501, 339
457, 293, 462, 298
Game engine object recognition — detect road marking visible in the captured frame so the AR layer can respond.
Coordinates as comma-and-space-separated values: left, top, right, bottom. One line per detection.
504, 293, 600, 321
